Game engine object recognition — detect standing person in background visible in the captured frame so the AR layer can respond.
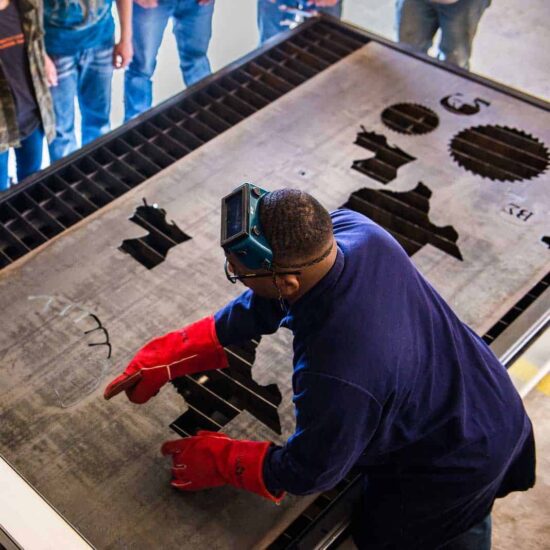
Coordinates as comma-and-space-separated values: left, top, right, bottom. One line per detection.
124, 0, 215, 122
396, 0, 491, 69
0, 0, 55, 191
257, 0, 342, 44
44, 0, 133, 162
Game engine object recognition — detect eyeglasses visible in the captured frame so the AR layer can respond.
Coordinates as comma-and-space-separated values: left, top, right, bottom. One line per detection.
224, 258, 301, 284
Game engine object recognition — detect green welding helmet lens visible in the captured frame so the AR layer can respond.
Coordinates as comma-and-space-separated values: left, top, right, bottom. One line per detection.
220, 183, 273, 270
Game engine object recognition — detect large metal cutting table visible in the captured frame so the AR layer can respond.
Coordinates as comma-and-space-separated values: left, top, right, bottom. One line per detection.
0, 17, 549, 550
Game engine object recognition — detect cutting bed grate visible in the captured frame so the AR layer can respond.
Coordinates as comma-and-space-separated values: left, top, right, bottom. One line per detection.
482, 272, 549, 345
0, 19, 368, 271
449, 125, 549, 182
170, 339, 283, 436
119, 199, 191, 269
342, 183, 463, 260
352, 127, 416, 184
381, 102, 439, 135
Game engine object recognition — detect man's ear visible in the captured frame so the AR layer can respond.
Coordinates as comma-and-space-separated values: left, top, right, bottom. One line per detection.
274, 274, 300, 298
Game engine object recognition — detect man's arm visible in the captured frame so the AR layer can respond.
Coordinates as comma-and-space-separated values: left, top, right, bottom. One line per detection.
214, 289, 285, 347
264, 371, 382, 494
114, 0, 133, 69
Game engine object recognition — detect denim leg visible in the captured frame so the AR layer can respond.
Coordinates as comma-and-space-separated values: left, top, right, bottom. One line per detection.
396, 0, 439, 54
14, 126, 45, 183
435, 0, 491, 69
258, 0, 342, 44
124, 0, 174, 121
48, 53, 78, 162
172, 0, 214, 86
440, 514, 492, 550
0, 150, 8, 191
78, 47, 114, 146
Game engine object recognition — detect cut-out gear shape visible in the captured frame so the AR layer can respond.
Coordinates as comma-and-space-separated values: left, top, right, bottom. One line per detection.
449, 125, 549, 182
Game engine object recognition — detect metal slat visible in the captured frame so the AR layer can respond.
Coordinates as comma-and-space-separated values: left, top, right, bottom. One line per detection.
191, 369, 282, 434
26, 182, 84, 227
346, 195, 461, 259
0, 223, 30, 260
44, 175, 98, 217
1, 203, 47, 248
452, 138, 542, 179
12, 191, 67, 237
91, 148, 146, 189
292, 34, 341, 63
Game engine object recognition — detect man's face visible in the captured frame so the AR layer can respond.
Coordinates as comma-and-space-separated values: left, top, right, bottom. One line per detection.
224, 253, 281, 299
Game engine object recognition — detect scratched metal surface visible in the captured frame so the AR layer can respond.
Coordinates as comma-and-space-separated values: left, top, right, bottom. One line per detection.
0, 42, 549, 549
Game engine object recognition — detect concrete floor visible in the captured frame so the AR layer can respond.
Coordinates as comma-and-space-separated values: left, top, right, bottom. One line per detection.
493, 333, 550, 550
108, 0, 550, 127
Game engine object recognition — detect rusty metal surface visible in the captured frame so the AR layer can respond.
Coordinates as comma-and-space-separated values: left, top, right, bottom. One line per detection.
0, 38, 549, 549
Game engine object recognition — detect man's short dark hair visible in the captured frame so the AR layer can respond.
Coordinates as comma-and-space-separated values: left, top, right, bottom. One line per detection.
259, 189, 333, 266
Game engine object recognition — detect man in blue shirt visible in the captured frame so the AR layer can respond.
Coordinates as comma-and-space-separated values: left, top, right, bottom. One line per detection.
44, 0, 133, 161
105, 188, 535, 549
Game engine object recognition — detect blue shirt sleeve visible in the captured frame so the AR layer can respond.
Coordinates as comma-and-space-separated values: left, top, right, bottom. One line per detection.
263, 371, 382, 495
214, 289, 285, 346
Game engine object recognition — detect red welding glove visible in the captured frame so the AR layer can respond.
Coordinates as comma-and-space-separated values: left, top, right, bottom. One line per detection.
103, 316, 228, 404
161, 431, 284, 503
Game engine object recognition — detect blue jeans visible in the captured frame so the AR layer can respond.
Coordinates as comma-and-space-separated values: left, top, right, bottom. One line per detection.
124, 0, 214, 121
48, 46, 114, 162
440, 514, 492, 549
258, 0, 343, 44
396, 0, 491, 69
0, 126, 44, 191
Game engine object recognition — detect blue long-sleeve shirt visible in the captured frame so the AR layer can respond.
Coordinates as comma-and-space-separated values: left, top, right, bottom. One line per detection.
214, 209, 534, 549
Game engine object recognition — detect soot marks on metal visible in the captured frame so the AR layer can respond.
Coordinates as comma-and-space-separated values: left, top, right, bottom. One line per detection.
381, 103, 439, 135
84, 313, 112, 359
170, 339, 283, 436
440, 93, 490, 116
449, 125, 550, 182
342, 182, 463, 260
352, 126, 416, 184
119, 199, 191, 269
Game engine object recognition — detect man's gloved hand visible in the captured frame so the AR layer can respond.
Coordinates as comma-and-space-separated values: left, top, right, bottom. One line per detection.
161, 431, 284, 503
103, 316, 227, 404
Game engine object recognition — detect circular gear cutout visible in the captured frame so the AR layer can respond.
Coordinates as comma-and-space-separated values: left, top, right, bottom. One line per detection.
381, 103, 439, 135
450, 125, 550, 182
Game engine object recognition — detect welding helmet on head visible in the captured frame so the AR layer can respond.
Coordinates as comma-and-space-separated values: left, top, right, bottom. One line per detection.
220, 183, 273, 270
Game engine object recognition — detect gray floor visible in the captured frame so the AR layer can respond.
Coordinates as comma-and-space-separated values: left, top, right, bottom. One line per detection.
109, 0, 550, 128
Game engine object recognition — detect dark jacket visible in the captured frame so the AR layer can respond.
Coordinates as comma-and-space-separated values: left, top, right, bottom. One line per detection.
0, 0, 55, 152
215, 208, 535, 549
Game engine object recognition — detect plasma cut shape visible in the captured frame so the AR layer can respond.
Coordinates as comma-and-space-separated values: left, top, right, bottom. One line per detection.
352, 127, 416, 184
170, 339, 283, 436
342, 182, 462, 260
449, 125, 550, 182
440, 93, 490, 116
119, 199, 191, 269
381, 103, 439, 135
